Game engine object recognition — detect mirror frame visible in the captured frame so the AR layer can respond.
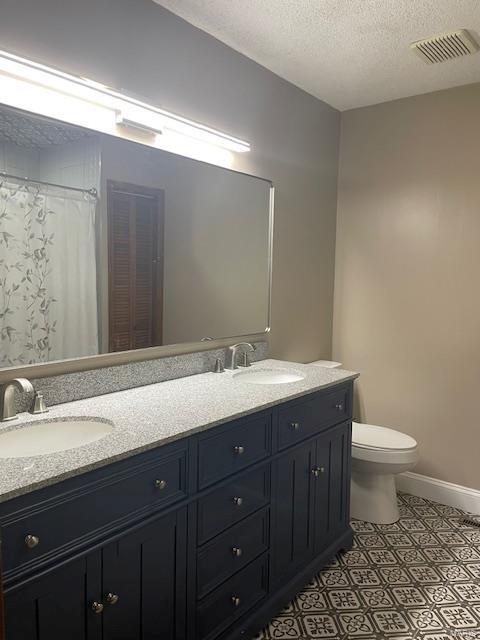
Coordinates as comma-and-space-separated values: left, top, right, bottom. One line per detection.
0, 106, 275, 381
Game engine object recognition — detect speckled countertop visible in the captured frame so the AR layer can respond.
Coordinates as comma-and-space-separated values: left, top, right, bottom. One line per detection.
0, 359, 358, 503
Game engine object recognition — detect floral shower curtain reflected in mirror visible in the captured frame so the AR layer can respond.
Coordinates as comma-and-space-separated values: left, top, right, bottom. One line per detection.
0, 180, 98, 366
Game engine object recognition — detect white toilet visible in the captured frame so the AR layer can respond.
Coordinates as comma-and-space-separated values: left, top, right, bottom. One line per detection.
350, 421, 418, 524
310, 360, 419, 524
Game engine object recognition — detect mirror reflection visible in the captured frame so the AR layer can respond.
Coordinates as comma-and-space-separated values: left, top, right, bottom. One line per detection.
0, 106, 272, 368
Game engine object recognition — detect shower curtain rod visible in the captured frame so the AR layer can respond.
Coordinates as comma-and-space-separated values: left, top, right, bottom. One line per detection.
0, 171, 98, 198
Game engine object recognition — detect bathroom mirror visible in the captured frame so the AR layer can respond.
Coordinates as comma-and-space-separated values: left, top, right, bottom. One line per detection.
0, 105, 272, 369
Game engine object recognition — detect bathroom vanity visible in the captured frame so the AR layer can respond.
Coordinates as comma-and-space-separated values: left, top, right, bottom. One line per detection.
0, 363, 355, 640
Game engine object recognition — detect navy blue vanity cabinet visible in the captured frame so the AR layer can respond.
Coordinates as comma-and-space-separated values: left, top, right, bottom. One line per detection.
271, 388, 353, 591
0, 440, 188, 586
196, 508, 270, 599
276, 385, 351, 451
270, 423, 352, 587
271, 439, 317, 586
196, 555, 269, 640
4, 555, 100, 640
197, 465, 271, 544
99, 508, 187, 640
3, 507, 187, 640
313, 421, 352, 553
197, 413, 271, 490
0, 380, 354, 640
0, 440, 189, 640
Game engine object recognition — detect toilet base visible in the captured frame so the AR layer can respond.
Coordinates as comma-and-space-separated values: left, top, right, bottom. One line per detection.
350, 470, 399, 524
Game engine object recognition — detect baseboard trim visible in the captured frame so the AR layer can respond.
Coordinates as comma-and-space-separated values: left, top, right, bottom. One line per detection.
397, 471, 480, 515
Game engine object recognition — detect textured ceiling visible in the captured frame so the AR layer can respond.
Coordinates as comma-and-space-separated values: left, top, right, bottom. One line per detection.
0, 108, 92, 148
154, 0, 480, 110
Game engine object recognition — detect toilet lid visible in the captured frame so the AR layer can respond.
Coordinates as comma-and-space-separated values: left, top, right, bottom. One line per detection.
352, 422, 417, 451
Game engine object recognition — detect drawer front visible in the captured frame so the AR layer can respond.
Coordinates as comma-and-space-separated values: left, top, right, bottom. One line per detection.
198, 414, 271, 489
278, 385, 351, 450
197, 508, 269, 598
1, 450, 187, 577
197, 555, 268, 640
197, 466, 270, 544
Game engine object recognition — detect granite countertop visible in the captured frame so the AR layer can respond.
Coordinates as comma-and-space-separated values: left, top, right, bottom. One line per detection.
0, 359, 358, 503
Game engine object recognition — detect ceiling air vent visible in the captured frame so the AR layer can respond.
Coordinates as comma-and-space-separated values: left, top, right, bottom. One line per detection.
411, 29, 479, 64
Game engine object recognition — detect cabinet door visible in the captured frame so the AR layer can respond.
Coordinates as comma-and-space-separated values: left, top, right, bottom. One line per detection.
314, 421, 352, 553
4, 555, 101, 640
271, 439, 316, 586
101, 508, 187, 640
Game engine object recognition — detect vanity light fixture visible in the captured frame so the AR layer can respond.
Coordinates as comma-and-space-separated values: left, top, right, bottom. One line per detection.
0, 49, 250, 165
116, 104, 250, 153
116, 105, 165, 136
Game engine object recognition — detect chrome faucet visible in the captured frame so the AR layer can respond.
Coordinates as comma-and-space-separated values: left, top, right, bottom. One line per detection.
226, 343, 256, 370
0, 378, 34, 421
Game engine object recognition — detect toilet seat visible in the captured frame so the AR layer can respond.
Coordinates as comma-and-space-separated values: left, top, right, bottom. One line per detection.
352, 422, 418, 465
352, 422, 417, 451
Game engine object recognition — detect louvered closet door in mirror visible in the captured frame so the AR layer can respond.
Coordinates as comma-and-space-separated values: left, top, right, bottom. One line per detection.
107, 181, 164, 352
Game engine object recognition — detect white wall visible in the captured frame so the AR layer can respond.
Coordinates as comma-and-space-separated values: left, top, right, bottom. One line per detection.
0, 142, 39, 178
0, 138, 100, 191
39, 139, 101, 191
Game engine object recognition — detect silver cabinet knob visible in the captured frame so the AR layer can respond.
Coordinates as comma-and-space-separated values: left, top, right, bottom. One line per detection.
233, 446, 245, 455
25, 534, 40, 549
154, 479, 167, 490
106, 592, 119, 605
233, 496, 243, 506
290, 422, 301, 430
91, 601, 104, 614
311, 467, 325, 477
232, 547, 243, 557
231, 596, 241, 607
335, 403, 344, 411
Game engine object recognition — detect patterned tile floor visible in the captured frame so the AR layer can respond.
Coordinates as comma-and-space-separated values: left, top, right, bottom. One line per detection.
256, 494, 480, 639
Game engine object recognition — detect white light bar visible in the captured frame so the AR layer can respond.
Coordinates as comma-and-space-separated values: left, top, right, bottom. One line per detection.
0, 49, 250, 164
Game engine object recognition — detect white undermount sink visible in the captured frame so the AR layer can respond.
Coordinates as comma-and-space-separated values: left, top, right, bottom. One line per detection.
0, 418, 113, 458
232, 368, 305, 385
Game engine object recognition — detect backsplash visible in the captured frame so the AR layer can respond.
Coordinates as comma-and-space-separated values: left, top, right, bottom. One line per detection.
17, 341, 268, 410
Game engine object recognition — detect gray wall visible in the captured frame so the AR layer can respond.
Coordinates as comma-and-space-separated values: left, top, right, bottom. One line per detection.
334, 83, 480, 490
0, 0, 340, 364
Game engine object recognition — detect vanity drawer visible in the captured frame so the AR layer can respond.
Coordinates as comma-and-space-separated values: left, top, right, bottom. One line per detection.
277, 385, 351, 450
198, 413, 271, 489
197, 507, 269, 598
197, 554, 268, 640
197, 466, 270, 544
1, 447, 187, 579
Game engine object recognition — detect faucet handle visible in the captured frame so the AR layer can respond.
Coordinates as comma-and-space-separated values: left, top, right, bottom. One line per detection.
238, 351, 252, 368
213, 358, 225, 373
30, 392, 48, 415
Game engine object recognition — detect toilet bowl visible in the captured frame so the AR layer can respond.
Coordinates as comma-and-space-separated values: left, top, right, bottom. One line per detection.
308, 360, 419, 525
351, 422, 418, 524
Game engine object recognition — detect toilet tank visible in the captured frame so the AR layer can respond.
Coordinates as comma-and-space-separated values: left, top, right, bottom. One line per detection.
309, 360, 343, 368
